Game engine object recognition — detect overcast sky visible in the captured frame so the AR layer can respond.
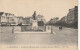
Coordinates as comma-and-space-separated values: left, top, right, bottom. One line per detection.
0, 0, 78, 21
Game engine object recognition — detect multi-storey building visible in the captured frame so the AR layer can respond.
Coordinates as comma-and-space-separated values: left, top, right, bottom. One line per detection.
0, 12, 7, 25
67, 6, 78, 24
17, 16, 23, 25
60, 6, 78, 25
6, 13, 16, 25
0, 11, 46, 26
36, 15, 46, 23
22, 17, 31, 25
0, 12, 17, 26
60, 16, 67, 23
49, 17, 59, 24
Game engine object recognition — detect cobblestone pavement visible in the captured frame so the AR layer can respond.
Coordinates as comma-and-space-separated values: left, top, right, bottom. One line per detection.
0, 26, 78, 45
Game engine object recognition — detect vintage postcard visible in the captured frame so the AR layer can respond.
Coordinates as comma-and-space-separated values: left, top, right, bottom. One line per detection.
0, 0, 78, 50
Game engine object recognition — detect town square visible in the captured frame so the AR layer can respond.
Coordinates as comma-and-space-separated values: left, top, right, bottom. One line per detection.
0, 6, 78, 45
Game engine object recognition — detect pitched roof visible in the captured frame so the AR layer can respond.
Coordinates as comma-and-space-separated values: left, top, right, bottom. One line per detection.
0, 12, 4, 16
17, 16, 23, 18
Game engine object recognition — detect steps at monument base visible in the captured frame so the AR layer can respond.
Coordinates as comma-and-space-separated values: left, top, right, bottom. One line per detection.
14, 32, 51, 34
14, 31, 56, 34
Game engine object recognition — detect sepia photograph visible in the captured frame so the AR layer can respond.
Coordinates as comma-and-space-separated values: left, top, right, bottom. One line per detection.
0, 0, 78, 50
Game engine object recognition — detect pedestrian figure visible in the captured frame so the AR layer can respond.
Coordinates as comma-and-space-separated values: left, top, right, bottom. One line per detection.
59, 26, 62, 30
51, 25, 53, 34
59, 26, 61, 30
12, 27, 14, 33
61, 26, 62, 30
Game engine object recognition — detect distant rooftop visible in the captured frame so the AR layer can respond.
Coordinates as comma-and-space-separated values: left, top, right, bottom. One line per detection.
0, 12, 4, 16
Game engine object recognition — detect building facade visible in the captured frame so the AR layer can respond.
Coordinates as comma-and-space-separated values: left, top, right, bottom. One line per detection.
67, 6, 78, 24
17, 16, 23, 25
60, 16, 67, 23
49, 17, 59, 24
6, 13, 16, 25
0, 12, 17, 26
0, 12, 7, 25
22, 17, 31, 25
60, 6, 78, 24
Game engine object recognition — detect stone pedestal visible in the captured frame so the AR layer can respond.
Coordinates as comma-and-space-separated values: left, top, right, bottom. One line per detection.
32, 20, 38, 30
46, 26, 51, 33
32, 20, 38, 27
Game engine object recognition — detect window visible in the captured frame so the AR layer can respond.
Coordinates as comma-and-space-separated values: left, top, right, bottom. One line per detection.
38, 21, 44, 26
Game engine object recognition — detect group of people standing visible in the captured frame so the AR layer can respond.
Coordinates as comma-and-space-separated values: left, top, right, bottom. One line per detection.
59, 26, 63, 30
